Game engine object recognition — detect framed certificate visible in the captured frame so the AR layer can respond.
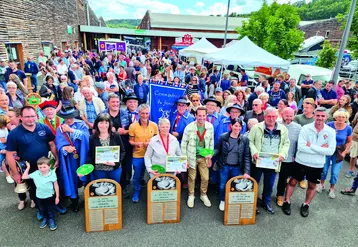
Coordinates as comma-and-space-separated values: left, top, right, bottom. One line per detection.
256, 152, 281, 172
166, 156, 187, 172
95, 146, 120, 164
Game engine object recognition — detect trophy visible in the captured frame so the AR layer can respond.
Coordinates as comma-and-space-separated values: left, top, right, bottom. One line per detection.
13, 160, 29, 194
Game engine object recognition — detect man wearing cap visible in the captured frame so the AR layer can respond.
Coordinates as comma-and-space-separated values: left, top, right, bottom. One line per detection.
39, 100, 64, 136
219, 104, 247, 136
79, 87, 106, 130
244, 99, 265, 124
301, 74, 314, 98
0, 59, 7, 91
94, 81, 109, 108
249, 108, 290, 214
215, 87, 224, 106
268, 81, 287, 107
282, 107, 336, 217
24, 56, 39, 93
56, 105, 90, 211
5, 61, 27, 87
319, 80, 337, 109
170, 97, 195, 143
134, 74, 149, 105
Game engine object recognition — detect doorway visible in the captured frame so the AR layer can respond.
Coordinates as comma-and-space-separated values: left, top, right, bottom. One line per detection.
5, 43, 24, 70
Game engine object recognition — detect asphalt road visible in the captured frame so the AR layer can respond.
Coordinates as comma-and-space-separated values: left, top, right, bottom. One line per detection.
0, 161, 357, 247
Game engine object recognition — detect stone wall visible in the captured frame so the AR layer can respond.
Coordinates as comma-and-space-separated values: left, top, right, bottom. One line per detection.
0, 0, 105, 60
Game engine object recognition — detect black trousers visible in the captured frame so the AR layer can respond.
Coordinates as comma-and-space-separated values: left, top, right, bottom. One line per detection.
276, 162, 293, 197
37, 196, 55, 220
120, 151, 133, 189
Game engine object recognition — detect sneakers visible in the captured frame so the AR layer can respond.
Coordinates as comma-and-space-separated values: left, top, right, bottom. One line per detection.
345, 171, 354, 178
49, 219, 57, 231
328, 189, 336, 199
262, 204, 274, 214
39, 218, 48, 229
219, 201, 225, 211
299, 180, 307, 189
30, 200, 36, 208
6, 176, 14, 184
132, 191, 140, 203
18, 201, 25, 211
187, 195, 195, 208
54, 204, 67, 215
300, 204, 309, 217
316, 184, 325, 193
276, 196, 284, 207
341, 188, 356, 196
282, 201, 291, 215
200, 195, 211, 207
37, 210, 44, 221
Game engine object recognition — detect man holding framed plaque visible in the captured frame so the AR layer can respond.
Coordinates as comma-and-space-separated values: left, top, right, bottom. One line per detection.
249, 108, 290, 214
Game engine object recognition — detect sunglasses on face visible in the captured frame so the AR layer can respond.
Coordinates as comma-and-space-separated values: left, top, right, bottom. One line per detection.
192, 100, 199, 102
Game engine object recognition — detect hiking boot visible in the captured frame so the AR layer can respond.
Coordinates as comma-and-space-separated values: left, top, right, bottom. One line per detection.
187, 195, 195, 208
282, 201, 291, 215
200, 195, 211, 207
300, 204, 309, 217
276, 196, 284, 207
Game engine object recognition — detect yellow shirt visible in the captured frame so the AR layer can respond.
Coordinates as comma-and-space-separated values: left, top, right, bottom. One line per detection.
129, 121, 158, 158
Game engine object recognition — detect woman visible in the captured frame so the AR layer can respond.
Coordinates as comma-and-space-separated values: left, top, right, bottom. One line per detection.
6, 82, 25, 108
328, 95, 352, 122
185, 76, 201, 99
9, 74, 28, 96
144, 118, 182, 177
277, 99, 289, 122
173, 76, 181, 87
189, 93, 202, 115
223, 90, 232, 102
44, 65, 59, 85
87, 113, 126, 184
287, 92, 297, 112
234, 89, 247, 111
39, 75, 58, 100
317, 110, 352, 199
258, 92, 270, 111
57, 58, 68, 75
57, 86, 77, 112
336, 79, 345, 100
220, 95, 238, 116
216, 118, 251, 211
118, 66, 127, 82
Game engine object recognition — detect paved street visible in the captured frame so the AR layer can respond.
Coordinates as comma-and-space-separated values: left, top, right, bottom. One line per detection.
0, 161, 357, 247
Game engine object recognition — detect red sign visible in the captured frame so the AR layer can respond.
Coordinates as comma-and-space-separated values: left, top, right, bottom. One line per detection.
173, 34, 194, 46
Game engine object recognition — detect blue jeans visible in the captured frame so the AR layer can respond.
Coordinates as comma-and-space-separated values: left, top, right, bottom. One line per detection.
132, 158, 145, 192
93, 167, 122, 184
219, 166, 242, 201
253, 168, 277, 206
321, 154, 343, 185
30, 74, 38, 92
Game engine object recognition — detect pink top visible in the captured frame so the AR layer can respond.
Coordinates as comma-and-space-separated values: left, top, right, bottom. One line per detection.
336, 85, 344, 100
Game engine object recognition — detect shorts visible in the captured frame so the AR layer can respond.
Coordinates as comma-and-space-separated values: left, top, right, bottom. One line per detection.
291, 161, 323, 184
350, 140, 358, 158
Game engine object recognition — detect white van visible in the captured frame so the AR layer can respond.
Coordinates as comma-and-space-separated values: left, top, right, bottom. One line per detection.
288, 64, 337, 85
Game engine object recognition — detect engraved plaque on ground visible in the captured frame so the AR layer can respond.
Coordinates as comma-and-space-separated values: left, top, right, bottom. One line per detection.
147, 174, 181, 224
224, 176, 258, 226
84, 179, 122, 232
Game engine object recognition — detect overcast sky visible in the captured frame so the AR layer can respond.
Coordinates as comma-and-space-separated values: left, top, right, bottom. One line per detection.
90, 0, 309, 20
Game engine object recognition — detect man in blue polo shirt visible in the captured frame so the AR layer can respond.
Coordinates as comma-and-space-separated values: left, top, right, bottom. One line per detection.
240, 69, 248, 87
319, 80, 337, 109
6, 106, 58, 213
301, 74, 314, 98
5, 60, 28, 86
268, 81, 287, 107
24, 56, 39, 92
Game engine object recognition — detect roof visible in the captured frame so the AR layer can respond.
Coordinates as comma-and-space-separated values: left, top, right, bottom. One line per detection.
148, 11, 247, 31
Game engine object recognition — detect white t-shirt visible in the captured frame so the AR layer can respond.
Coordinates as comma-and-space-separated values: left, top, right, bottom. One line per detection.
0, 128, 8, 138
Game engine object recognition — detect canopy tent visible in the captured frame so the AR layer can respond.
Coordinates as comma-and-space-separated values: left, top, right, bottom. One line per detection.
203, 36, 290, 67
179, 37, 218, 64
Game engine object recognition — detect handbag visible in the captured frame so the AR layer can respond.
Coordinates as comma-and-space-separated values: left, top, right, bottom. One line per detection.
335, 145, 346, 163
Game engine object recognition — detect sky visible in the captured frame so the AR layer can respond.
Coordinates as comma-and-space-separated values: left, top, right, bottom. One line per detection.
90, 0, 309, 21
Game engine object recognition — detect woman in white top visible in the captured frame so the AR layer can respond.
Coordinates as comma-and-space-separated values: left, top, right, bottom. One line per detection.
56, 59, 68, 75
145, 118, 182, 177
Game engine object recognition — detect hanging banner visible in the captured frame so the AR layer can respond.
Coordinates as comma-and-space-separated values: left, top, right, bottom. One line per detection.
149, 83, 186, 124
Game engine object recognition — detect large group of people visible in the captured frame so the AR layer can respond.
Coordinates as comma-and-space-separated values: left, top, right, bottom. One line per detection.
0, 46, 358, 231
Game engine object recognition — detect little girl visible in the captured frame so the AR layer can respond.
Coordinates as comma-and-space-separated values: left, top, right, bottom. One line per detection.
0, 115, 11, 183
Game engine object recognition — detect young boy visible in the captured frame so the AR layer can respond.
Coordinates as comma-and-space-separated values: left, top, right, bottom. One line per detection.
22, 157, 59, 230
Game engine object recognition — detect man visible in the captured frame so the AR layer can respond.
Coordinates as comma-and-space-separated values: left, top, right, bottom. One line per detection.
181, 106, 214, 208
0, 58, 7, 91
228, 79, 239, 94
125, 61, 136, 83
203, 96, 222, 145
139, 62, 147, 77
173, 65, 185, 82
219, 104, 247, 135
38, 100, 64, 136
104, 72, 119, 94
79, 87, 105, 130
276, 107, 301, 206
244, 99, 264, 124
319, 80, 337, 109
350, 92, 358, 122
240, 69, 248, 87
170, 97, 195, 143
6, 106, 58, 214
185, 67, 196, 84
285, 78, 301, 103
133, 74, 149, 105
247, 86, 264, 110
5, 60, 27, 87
208, 69, 220, 97
68, 64, 80, 86
306, 80, 322, 103
268, 81, 287, 107
282, 107, 336, 217
294, 98, 316, 127
301, 74, 314, 98
24, 56, 39, 92
129, 104, 158, 202
38, 51, 47, 65
214, 87, 223, 107
249, 108, 290, 214
0, 93, 9, 114
94, 81, 109, 108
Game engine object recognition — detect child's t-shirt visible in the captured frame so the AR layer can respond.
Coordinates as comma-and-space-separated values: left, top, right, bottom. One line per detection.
0, 128, 9, 138
29, 170, 57, 199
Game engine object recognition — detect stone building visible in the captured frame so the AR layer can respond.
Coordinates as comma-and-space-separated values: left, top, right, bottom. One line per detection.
0, 0, 105, 69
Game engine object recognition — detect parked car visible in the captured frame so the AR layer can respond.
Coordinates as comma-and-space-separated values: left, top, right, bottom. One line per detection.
340, 60, 358, 78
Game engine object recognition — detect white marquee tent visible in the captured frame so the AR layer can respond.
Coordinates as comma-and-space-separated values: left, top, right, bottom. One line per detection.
179, 37, 219, 64
203, 36, 290, 67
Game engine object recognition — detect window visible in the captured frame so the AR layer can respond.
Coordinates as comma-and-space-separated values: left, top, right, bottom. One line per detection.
325, 31, 330, 38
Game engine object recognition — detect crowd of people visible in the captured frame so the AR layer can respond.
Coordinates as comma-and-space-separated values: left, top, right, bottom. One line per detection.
1, 46, 358, 231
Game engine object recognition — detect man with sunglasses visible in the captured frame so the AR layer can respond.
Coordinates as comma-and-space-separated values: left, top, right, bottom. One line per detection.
244, 99, 264, 124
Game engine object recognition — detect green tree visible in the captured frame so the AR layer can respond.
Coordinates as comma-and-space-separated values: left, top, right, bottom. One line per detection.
337, 6, 358, 58
237, 2, 304, 59
315, 40, 338, 68
296, 0, 350, 21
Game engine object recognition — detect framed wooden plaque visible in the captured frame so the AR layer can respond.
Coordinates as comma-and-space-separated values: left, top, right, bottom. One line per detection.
224, 176, 258, 226
147, 174, 181, 224
84, 179, 122, 232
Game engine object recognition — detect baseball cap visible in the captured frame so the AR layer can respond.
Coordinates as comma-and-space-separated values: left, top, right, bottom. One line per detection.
215, 87, 223, 93
95, 81, 105, 90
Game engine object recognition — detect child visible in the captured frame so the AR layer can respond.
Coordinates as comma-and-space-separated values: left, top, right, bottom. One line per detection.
0, 115, 12, 182
22, 157, 59, 231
